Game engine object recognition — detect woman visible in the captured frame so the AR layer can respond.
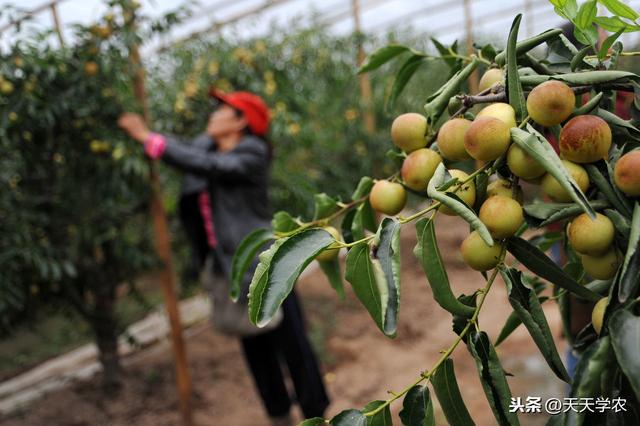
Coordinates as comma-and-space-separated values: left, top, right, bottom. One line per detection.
118, 89, 329, 426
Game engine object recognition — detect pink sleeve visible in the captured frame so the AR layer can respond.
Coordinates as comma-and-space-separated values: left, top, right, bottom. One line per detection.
144, 133, 167, 159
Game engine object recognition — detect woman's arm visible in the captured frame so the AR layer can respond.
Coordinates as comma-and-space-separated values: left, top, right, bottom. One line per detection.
118, 113, 267, 182
160, 134, 268, 181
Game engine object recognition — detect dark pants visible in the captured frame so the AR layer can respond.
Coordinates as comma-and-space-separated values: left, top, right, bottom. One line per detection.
240, 289, 330, 419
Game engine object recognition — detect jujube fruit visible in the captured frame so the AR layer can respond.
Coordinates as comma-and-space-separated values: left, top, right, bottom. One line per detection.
506, 144, 546, 180
437, 118, 472, 161
591, 297, 608, 335
440, 169, 476, 216
559, 115, 612, 163
614, 150, 640, 196
391, 113, 428, 153
464, 116, 511, 161
567, 213, 615, 256
486, 179, 524, 204
476, 103, 517, 129
478, 68, 504, 93
460, 231, 502, 271
401, 148, 442, 192
541, 160, 590, 202
581, 248, 620, 280
369, 180, 407, 216
526, 80, 575, 127
479, 195, 524, 238
316, 226, 342, 262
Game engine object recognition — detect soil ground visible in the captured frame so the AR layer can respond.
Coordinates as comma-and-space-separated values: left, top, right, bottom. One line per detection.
3, 215, 568, 426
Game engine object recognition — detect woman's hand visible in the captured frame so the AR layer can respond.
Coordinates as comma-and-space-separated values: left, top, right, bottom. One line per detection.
118, 113, 150, 144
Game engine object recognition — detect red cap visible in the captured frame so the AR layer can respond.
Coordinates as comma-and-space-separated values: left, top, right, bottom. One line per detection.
209, 89, 270, 137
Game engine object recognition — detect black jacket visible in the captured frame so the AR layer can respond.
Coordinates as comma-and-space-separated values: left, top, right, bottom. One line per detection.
161, 133, 272, 303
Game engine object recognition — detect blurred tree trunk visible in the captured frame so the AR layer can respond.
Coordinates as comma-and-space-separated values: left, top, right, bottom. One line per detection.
91, 243, 122, 391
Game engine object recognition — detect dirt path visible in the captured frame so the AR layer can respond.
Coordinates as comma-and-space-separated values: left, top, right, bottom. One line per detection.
4, 215, 567, 425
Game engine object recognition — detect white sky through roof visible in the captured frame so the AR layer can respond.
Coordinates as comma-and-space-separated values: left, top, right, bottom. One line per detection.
1, 0, 640, 54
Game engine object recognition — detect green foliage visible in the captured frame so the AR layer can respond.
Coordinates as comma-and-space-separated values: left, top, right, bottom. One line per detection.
0, 4, 156, 334
236, 4, 640, 424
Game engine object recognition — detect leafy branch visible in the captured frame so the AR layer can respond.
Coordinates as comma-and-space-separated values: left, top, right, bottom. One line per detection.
363, 248, 506, 418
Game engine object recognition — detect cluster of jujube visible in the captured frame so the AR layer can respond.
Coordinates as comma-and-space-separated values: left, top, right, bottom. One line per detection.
331, 69, 640, 284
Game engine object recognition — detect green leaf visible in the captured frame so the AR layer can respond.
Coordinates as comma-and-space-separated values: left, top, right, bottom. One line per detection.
499, 266, 571, 382
511, 126, 595, 218
398, 385, 435, 426
570, 45, 593, 71
352, 176, 375, 199
505, 14, 527, 123
604, 209, 631, 238
524, 200, 609, 228
594, 16, 640, 33
359, 44, 413, 74
598, 27, 625, 61
248, 229, 334, 327
331, 409, 367, 426
362, 400, 393, 426
595, 108, 640, 141
346, 242, 387, 334
428, 164, 494, 246
570, 91, 603, 116
300, 418, 327, 426
609, 307, 640, 400
496, 283, 549, 346
495, 310, 524, 347
506, 237, 601, 302
319, 257, 345, 300
494, 28, 563, 66
473, 172, 489, 211
431, 359, 475, 426
452, 294, 478, 336
388, 55, 427, 109
550, 0, 579, 20
618, 202, 640, 302
230, 228, 274, 301
423, 58, 479, 128
272, 211, 299, 233
575, 24, 599, 46
342, 208, 357, 244
576, 0, 598, 30
413, 217, 475, 317
375, 218, 402, 337
546, 33, 580, 62
598, 0, 640, 21
313, 193, 340, 220
479, 43, 498, 62
585, 162, 632, 217
567, 336, 614, 426
466, 331, 520, 426
351, 200, 376, 241
519, 70, 640, 87
431, 37, 460, 69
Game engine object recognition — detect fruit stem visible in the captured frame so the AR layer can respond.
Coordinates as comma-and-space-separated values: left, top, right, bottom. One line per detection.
399, 161, 492, 224
362, 248, 506, 418
585, 51, 640, 60
275, 195, 369, 238
443, 50, 493, 66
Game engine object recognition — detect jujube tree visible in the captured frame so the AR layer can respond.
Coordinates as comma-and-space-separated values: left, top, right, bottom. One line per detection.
231, 2, 640, 425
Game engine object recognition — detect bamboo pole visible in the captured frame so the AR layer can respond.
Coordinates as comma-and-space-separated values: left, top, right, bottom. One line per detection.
126, 8, 193, 426
463, 0, 479, 94
0, 0, 70, 34
50, 3, 65, 47
352, 0, 376, 134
